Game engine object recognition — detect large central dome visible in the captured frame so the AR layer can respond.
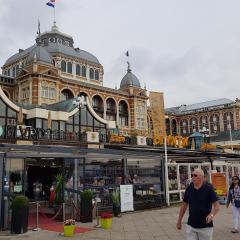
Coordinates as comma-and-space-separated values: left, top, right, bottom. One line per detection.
4, 22, 100, 66
120, 64, 141, 89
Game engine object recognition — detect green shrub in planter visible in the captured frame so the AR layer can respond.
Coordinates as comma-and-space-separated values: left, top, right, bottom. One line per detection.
11, 195, 29, 234
80, 189, 93, 223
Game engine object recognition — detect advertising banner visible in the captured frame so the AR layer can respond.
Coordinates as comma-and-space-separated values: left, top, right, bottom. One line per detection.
211, 172, 227, 196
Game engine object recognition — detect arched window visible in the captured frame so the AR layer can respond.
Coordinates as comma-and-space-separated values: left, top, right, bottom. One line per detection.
166, 119, 170, 135
76, 64, 81, 76
12, 67, 15, 77
210, 114, 220, 134
223, 112, 234, 131
90, 68, 94, 79
171, 119, 177, 135
106, 98, 116, 121
60, 89, 74, 101
190, 117, 198, 133
95, 70, 99, 80
119, 100, 129, 127
67, 62, 72, 74
92, 95, 104, 118
180, 119, 188, 136
82, 66, 86, 77
61, 60, 66, 72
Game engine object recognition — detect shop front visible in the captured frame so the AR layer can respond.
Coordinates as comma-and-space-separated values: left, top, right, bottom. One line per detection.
0, 145, 166, 230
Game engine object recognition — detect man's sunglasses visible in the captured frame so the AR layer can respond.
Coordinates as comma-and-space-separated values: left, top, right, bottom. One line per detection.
191, 174, 198, 178
232, 178, 239, 181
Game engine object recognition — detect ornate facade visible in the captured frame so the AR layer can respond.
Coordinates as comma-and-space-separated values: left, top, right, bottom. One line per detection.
165, 98, 240, 142
0, 22, 155, 138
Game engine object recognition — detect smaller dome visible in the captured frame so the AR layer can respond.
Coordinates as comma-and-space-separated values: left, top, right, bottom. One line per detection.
26, 45, 53, 65
120, 65, 141, 89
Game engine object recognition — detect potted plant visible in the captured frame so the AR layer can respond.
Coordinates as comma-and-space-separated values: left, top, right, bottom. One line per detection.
112, 190, 121, 217
80, 189, 93, 223
100, 212, 113, 229
53, 173, 65, 220
64, 219, 76, 237
54, 173, 64, 206
11, 195, 29, 234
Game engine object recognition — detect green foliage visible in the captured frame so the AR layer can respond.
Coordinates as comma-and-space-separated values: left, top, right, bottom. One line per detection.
11, 195, 29, 209
81, 189, 93, 199
54, 173, 65, 205
112, 190, 120, 205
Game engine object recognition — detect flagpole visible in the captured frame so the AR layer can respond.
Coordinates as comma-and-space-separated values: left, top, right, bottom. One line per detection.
54, 4, 56, 23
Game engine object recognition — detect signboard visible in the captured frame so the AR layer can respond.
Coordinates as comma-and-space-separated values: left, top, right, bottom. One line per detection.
137, 136, 147, 146
86, 132, 99, 143
211, 172, 227, 196
120, 185, 134, 212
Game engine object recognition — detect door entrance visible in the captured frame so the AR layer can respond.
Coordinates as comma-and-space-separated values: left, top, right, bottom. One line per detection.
26, 158, 63, 201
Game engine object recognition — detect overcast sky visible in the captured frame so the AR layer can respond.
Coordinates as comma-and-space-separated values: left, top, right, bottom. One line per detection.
0, 0, 239, 107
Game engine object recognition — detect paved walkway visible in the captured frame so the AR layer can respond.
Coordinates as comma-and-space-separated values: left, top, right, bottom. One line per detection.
0, 205, 239, 240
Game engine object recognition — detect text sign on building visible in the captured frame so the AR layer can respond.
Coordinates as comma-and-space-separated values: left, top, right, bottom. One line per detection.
120, 184, 134, 212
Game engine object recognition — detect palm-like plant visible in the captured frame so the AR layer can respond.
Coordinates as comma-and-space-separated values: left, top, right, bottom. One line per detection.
54, 174, 64, 205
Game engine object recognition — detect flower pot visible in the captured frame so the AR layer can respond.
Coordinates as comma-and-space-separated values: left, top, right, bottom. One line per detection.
113, 204, 121, 217
101, 218, 112, 229
80, 198, 92, 223
64, 225, 75, 237
11, 206, 29, 234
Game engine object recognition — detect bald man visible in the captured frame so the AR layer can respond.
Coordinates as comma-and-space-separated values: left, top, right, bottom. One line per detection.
176, 168, 220, 240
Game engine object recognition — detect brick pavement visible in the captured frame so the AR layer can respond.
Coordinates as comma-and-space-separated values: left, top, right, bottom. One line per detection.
0, 205, 239, 240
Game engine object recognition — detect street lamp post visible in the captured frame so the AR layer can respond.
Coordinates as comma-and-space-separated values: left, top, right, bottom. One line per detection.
227, 115, 233, 151
72, 96, 86, 141
199, 126, 210, 143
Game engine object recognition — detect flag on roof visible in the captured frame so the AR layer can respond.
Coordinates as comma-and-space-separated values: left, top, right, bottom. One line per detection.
46, 0, 55, 8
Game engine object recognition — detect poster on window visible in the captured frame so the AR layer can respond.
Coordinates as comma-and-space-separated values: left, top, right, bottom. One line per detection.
211, 172, 227, 196
120, 184, 134, 212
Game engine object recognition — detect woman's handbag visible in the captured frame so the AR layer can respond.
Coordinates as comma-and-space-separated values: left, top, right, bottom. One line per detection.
234, 199, 240, 208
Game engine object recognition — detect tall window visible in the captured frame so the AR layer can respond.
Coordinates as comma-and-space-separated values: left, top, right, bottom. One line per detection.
90, 68, 94, 79
41, 86, 56, 99
82, 66, 86, 77
61, 60, 66, 72
76, 64, 81, 76
67, 62, 72, 74
95, 70, 99, 80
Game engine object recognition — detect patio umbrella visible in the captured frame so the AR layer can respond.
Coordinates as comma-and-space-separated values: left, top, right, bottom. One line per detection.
48, 111, 52, 129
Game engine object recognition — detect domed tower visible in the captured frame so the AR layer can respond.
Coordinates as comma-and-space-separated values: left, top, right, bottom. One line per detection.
118, 58, 148, 136
120, 62, 141, 90
1, 21, 104, 105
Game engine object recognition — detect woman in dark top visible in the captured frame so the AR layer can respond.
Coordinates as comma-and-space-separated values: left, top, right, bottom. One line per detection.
226, 175, 240, 233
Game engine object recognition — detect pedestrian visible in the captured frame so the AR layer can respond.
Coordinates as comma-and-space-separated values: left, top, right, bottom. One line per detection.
176, 168, 220, 240
226, 175, 240, 233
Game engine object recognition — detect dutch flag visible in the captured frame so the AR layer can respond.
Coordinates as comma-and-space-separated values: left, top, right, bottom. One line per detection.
46, 0, 55, 8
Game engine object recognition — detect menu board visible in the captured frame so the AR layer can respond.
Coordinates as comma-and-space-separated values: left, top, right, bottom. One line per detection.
120, 185, 134, 212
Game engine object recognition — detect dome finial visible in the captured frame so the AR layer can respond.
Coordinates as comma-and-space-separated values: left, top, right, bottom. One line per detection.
52, 21, 59, 31
127, 61, 131, 72
126, 50, 131, 72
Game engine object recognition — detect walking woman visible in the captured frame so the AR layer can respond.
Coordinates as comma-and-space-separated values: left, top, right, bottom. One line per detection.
226, 175, 240, 233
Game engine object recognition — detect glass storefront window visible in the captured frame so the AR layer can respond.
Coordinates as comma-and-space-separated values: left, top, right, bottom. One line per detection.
0, 98, 6, 117
168, 166, 178, 190
5, 158, 24, 194
0, 117, 5, 138
8, 108, 17, 118
179, 165, 188, 190
36, 119, 42, 128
